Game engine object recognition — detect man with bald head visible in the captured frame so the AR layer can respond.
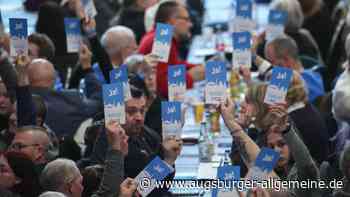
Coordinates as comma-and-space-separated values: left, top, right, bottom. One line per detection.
86, 25, 138, 84
28, 59, 56, 88
28, 45, 102, 137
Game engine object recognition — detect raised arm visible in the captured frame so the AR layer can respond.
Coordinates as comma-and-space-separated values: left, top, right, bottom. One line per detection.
91, 121, 128, 197
83, 18, 113, 84
220, 98, 280, 179
14, 55, 36, 126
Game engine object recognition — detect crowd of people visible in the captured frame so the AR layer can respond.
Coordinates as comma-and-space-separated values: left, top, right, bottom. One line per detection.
0, 0, 350, 196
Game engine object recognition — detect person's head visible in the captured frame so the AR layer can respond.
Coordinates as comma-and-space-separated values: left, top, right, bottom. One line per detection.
0, 80, 14, 116
265, 35, 301, 70
32, 94, 47, 126
5, 151, 42, 197
39, 192, 67, 197
0, 153, 18, 190
40, 159, 83, 197
155, 1, 193, 41
123, 0, 158, 9
125, 55, 157, 97
9, 126, 52, 164
143, 66, 157, 97
270, 0, 304, 32
266, 131, 290, 168
27, 58, 56, 88
81, 165, 103, 197
28, 33, 56, 62
123, 85, 147, 136
36, 1, 66, 56
245, 72, 307, 131
297, 0, 321, 15
101, 26, 137, 65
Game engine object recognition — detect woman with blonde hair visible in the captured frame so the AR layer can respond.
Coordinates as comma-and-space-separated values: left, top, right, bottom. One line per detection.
220, 72, 322, 196
238, 71, 329, 164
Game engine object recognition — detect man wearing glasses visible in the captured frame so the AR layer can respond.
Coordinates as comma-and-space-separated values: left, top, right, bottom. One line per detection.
9, 126, 53, 172
139, 1, 205, 98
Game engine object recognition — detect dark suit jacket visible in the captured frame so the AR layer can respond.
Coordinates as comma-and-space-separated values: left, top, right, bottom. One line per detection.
31, 70, 102, 137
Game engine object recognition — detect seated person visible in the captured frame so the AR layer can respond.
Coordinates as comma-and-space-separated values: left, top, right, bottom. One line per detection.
254, 34, 325, 102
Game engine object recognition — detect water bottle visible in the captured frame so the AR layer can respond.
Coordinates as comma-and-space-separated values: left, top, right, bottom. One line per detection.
199, 122, 214, 162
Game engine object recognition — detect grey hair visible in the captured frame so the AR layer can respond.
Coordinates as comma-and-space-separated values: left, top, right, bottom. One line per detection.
40, 159, 80, 192
265, 34, 299, 60
100, 26, 135, 53
39, 192, 67, 197
270, 0, 304, 32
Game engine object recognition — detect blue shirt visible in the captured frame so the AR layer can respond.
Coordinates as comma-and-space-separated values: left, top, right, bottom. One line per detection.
301, 69, 325, 102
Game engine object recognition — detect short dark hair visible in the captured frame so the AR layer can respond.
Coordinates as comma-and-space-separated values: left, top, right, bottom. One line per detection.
155, 1, 180, 24
129, 74, 149, 98
28, 33, 56, 62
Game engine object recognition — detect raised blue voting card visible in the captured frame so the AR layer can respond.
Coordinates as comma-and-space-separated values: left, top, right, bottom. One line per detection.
264, 66, 293, 105
232, 0, 255, 33
168, 64, 186, 102
9, 18, 28, 57
246, 147, 280, 181
109, 65, 131, 101
212, 165, 241, 197
266, 10, 287, 41
135, 156, 174, 197
205, 61, 228, 104
102, 83, 125, 125
152, 23, 174, 63
81, 0, 97, 18
64, 18, 81, 53
162, 101, 182, 140
232, 31, 251, 69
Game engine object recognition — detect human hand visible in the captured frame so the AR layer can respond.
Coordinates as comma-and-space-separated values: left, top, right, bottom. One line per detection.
162, 136, 183, 165
79, 44, 92, 70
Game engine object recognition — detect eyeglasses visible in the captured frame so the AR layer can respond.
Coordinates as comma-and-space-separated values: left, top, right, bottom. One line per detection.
126, 107, 146, 115
9, 143, 40, 151
176, 16, 191, 22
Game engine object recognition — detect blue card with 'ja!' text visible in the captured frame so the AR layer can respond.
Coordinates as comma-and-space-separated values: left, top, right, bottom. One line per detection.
152, 23, 174, 63
135, 156, 174, 197
102, 83, 125, 125
264, 66, 293, 104
168, 64, 186, 101
9, 18, 28, 56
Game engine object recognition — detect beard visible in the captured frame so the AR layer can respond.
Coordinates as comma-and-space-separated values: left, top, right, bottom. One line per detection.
123, 123, 143, 136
